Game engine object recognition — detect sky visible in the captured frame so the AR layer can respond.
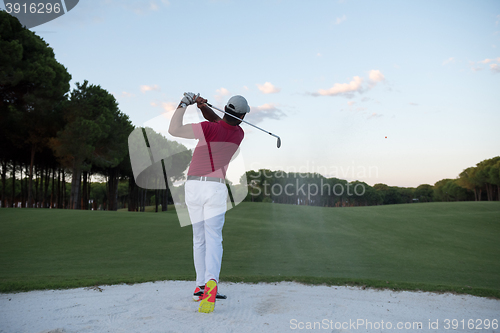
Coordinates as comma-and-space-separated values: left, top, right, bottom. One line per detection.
4, 0, 500, 187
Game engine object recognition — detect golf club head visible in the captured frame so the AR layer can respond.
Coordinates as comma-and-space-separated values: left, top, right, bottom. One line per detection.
277, 137, 281, 148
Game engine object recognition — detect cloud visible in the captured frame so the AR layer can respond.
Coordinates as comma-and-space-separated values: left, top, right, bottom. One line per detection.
160, 102, 177, 112
150, 2, 159, 10
140, 84, 160, 93
335, 15, 347, 25
121, 91, 135, 98
150, 101, 177, 120
409, 102, 418, 106
469, 61, 482, 72
316, 76, 363, 96
313, 70, 387, 97
215, 87, 231, 101
442, 57, 454, 65
347, 101, 355, 106
216, 87, 230, 96
369, 70, 385, 82
317, 52, 322, 57
314, 70, 386, 97
479, 58, 495, 64
256, 82, 281, 94
249, 103, 286, 124
367, 112, 382, 119
150, 101, 176, 112
471, 57, 500, 72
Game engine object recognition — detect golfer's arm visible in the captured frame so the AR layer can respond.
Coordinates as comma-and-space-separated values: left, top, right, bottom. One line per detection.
168, 105, 195, 139
199, 104, 222, 122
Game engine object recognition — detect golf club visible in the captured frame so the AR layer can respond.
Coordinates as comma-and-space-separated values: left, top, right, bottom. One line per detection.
204, 102, 281, 148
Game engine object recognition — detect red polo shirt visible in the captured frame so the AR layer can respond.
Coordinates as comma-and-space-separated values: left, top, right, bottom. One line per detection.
188, 120, 244, 179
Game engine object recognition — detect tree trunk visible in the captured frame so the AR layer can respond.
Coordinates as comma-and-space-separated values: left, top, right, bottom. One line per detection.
142, 188, 145, 212
11, 160, 16, 208
20, 164, 24, 208
43, 165, 49, 208
24, 163, 29, 207
88, 172, 92, 210
128, 178, 137, 212
27, 145, 35, 208
56, 168, 61, 208
70, 164, 82, 210
106, 173, 111, 211
87, 172, 94, 210
82, 171, 88, 210
137, 188, 141, 212
38, 165, 43, 207
114, 173, 119, 211
1, 159, 6, 208
155, 189, 158, 212
105, 169, 119, 211
38, 165, 42, 207
38, 164, 43, 207
50, 166, 55, 208
62, 169, 66, 209
33, 163, 39, 208
162, 189, 168, 211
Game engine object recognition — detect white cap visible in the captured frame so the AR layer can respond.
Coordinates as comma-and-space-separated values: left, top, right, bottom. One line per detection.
226, 95, 250, 114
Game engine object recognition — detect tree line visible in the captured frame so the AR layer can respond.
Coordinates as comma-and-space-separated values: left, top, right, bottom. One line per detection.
0, 12, 189, 212
239, 156, 500, 207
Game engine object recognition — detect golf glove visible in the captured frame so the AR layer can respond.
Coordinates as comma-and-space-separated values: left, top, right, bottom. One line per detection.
181, 92, 199, 106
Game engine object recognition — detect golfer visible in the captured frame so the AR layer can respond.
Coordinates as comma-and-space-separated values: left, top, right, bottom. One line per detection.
168, 92, 249, 313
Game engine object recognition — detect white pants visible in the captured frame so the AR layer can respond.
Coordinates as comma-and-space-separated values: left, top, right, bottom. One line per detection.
185, 180, 228, 286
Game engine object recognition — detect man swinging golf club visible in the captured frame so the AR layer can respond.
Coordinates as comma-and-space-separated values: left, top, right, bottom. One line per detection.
169, 92, 249, 313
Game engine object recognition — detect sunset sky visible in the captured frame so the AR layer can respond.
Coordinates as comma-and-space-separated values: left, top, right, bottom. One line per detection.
5, 0, 499, 187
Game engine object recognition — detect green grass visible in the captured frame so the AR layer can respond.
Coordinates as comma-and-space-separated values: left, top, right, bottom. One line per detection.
0, 202, 499, 298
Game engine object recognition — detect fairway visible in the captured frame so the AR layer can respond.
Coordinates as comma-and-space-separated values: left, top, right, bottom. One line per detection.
0, 202, 499, 298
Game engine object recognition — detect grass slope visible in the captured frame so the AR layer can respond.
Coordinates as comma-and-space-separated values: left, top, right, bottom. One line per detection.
0, 202, 499, 297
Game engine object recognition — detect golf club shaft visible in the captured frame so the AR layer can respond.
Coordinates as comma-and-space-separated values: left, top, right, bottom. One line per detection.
205, 102, 281, 147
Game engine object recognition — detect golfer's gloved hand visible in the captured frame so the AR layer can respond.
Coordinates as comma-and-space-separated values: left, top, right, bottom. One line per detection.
195, 96, 208, 109
181, 92, 200, 106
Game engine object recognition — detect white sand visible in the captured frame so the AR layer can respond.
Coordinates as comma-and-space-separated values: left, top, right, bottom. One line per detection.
1, 281, 499, 333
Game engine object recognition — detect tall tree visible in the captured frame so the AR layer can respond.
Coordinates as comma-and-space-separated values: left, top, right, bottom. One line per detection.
49, 81, 122, 209
0, 12, 71, 207
489, 160, 500, 201
458, 167, 480, 201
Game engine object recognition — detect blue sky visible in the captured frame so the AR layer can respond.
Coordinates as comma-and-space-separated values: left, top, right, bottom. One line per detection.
4, 0, 499, 187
